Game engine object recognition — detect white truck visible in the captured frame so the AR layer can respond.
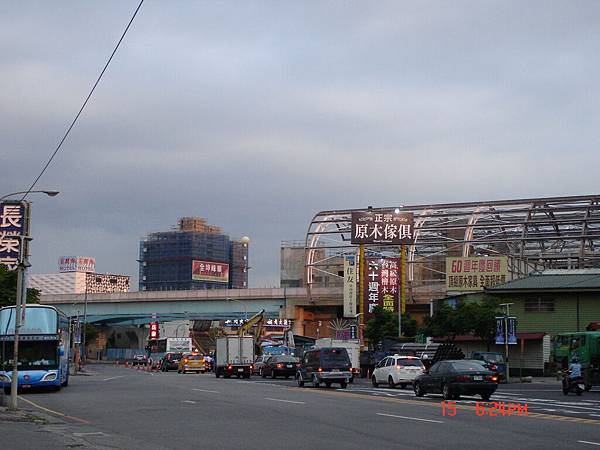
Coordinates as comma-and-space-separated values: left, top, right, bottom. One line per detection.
166, 337, 192, 353
315, 338, 360, 382
215, 336, 255, 379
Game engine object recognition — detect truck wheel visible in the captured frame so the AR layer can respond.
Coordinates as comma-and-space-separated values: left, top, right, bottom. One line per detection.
215, 370, 220, 378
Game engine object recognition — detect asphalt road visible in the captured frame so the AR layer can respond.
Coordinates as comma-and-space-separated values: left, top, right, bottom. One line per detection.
2, 364, 600, 450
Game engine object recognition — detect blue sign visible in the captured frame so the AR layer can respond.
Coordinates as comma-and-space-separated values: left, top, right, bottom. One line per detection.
495, 316, 517, 345
0, 201, 26, 271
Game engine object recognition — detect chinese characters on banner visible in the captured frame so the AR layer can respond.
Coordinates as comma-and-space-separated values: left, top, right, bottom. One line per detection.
446, 256, 509, 291
191, 260, 229, 283
363, 257, 401, 322
343, 255, 356, 318
224, 318, 291, 328
351, 211, 414, 245
0, 202, 27, 271
59, 256, 96, 273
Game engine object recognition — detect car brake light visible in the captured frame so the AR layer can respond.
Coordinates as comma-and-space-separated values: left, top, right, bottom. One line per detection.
250, 365, 254, 370
489, 364, 497, 371
486, 375, 498, 382
227, 365, 232, 370
318, 367, 323, 372
276, 363, 283, 369
184, 359, 188, 364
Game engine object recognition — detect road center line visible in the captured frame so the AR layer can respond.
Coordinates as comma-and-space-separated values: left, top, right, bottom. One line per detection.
265, 397, 305, 404
377, 412, 443, 424
102, 376, 125, 381
193, 388, 220, 394
578, 441, 600, 446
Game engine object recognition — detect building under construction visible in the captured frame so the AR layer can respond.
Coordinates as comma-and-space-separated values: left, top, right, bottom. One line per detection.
139, 217, 249, 291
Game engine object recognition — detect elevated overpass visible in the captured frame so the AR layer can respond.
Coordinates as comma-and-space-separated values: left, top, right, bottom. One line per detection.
40, 287, 343, 335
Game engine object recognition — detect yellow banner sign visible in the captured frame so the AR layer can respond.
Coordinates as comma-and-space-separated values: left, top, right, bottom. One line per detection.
446, 256, 509, 291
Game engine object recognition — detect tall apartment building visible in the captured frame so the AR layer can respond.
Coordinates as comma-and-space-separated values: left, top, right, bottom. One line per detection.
139, 217, 249, 291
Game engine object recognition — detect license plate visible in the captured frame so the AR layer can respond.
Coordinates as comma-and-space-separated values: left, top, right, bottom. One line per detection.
473, 376, 483, 381
237, 368, 244, 372
286, 365, 292, 368
21, 384, 31, 388
331, 369, 339, 372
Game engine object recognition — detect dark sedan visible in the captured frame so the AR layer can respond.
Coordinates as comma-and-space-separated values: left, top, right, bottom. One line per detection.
261, 355, 300, 379
413, 359, 498, 401
159, 352, 183, 372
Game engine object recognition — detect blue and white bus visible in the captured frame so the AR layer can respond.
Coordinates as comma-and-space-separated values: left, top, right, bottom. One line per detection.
0, 305, 70, 392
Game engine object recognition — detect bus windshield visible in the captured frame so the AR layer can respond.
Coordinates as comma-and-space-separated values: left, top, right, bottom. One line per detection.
0, 340, 59, 370
0, 307, 58, 335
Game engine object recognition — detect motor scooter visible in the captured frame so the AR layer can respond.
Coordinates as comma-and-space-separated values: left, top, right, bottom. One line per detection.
562, 370, 585, 396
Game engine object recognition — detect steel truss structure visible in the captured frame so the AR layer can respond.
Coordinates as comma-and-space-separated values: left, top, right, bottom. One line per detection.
304, 194, 600, 302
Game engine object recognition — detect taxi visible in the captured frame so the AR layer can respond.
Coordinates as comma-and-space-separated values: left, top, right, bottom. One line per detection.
177, 352, 207, 374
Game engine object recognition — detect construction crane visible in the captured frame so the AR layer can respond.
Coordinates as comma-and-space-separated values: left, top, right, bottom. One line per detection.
237, 309, 266, 352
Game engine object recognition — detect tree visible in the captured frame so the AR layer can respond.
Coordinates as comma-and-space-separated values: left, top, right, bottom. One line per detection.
423, 297, 500, 349
364, 306, 417, 347
0, 264, 40, 308
84, 324, 100, 347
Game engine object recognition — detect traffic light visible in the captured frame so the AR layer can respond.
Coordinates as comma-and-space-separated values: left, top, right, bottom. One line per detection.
149, 321, 159, 340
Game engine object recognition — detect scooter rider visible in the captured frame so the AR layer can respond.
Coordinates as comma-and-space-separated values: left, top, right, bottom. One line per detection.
568, 356, 582, 380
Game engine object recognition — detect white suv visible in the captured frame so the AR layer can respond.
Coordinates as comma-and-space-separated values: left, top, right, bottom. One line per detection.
372, 355, 425, 389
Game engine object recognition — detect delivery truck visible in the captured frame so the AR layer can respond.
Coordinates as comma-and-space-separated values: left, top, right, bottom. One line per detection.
215, 336, 255, 378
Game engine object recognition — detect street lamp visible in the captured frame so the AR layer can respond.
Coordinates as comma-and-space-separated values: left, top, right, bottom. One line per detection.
0, 190, 59, 202
1, 190, 59, 411
227, 298, 247, 320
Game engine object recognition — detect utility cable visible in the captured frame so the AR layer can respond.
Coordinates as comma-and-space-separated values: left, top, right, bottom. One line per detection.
20, 0, 145, 202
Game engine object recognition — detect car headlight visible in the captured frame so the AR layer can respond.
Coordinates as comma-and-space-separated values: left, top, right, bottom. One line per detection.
0, 374, 11, 383
42, 372, 57, 381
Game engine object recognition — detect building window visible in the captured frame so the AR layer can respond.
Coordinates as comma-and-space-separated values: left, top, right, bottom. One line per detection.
524, 298, 554, 312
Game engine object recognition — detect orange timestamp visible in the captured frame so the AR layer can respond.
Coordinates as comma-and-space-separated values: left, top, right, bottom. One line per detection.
440, 401, 529, 417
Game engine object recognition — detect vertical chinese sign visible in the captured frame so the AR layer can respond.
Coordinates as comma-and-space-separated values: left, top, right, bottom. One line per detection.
0, 201, 29, 271
343, 255, 356, 318
363, 257, 401, 322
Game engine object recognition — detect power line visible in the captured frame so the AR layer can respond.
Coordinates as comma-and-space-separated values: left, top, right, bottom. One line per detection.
20, 0, 145, 202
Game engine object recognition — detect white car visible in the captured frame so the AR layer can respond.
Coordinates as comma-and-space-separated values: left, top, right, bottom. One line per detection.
372, 355, 425, 389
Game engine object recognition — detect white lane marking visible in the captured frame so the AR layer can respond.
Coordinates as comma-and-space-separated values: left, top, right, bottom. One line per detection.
265, 398, 305, 405
102, 376, 125, 381
193, 388, 220, 394
377, 413, 443, 424
578, 441, 600, 446
182, 400, 196, 404
73, 432, 109, 437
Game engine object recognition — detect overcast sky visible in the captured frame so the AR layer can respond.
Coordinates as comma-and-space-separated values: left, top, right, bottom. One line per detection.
2, 1, 599, 288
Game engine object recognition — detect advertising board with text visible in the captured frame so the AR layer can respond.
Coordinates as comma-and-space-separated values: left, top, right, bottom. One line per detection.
0, 201, 29, 271
192, 260, 229, 283
343, 255, 357, 318
351, 211, 414, 245
446, 256, 509, 291
363, 257, 400, 322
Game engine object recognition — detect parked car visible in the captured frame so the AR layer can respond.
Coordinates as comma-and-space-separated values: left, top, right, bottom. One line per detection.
132, 354, 147, 366
413, 359, 498, 401
471, 352, 506, 382
177, 353, 207, 374
253, 355, 270, 375
261, 355, 300, 379
372, 355, 425, 388
296, 347, 352, 389
160, 352, 183, 372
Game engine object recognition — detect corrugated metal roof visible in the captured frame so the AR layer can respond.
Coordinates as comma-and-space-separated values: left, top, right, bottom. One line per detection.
487, 272, 600, 292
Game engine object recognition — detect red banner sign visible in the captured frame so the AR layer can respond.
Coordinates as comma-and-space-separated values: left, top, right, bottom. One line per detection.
192, 260, 229, 283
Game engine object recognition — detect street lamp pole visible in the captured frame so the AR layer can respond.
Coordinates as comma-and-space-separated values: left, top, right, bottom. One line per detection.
81, 273, 90, 369
1, 190, 58, 411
